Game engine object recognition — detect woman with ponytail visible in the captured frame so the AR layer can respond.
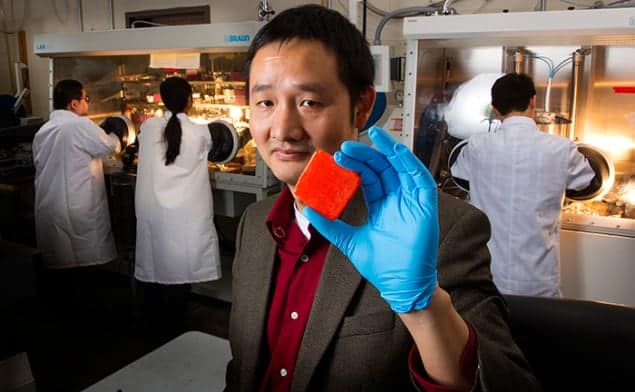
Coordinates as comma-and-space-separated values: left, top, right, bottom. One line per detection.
134, 77, 221, 341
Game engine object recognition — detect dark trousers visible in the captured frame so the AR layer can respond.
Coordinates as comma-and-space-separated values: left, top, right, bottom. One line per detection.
37, 264, 111, 319
135, 280, 191, 343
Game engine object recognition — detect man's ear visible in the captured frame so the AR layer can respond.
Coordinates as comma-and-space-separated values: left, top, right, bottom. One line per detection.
67, 99, 79, 113
529, 95, 537, 110
354, 86, 376, 130
493, 107, 503, 120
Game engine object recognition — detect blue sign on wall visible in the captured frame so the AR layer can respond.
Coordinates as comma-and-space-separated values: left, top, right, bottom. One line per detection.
225, 34, 250, 43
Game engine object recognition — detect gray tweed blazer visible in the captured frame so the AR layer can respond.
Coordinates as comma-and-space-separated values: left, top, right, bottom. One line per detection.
225, 191, 541, 392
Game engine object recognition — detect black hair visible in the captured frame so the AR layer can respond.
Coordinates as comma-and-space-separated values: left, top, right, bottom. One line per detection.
160, 76, 192, 165
53, 79, 83, 110
491, 73, 537, 116
244, 4, 374, 122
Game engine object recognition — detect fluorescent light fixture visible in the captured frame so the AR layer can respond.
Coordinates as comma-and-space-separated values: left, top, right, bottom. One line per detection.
149, 52, 200, 69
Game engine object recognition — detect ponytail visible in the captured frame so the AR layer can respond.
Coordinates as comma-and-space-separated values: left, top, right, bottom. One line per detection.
160, 76, 192, 165
164, 114, 182, 165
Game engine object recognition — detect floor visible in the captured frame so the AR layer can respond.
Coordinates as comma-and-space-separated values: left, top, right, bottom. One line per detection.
0, 187, 241, 392
3, 249, 234, 392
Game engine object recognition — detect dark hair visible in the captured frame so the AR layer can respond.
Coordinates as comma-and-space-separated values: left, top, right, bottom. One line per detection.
244, 4, 374, 121
491, 73, 537, 116
160, 77, 192, 165
53, 79, 83, 110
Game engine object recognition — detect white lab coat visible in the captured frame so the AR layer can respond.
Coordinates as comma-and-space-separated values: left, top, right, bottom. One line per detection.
33, 110, 120, 268
451, 116, 595, 297
134, 112, 221, 284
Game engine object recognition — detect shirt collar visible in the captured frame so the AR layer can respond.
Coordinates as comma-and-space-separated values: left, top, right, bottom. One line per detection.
50, 109, 79, 120
294, 203, 312, 240
502, 115, 536, 129
266, 186, 318, 244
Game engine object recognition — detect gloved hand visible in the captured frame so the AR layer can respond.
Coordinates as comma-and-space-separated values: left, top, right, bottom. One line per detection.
100, 116, 129, 148
107, 132, 122, 154
303, 126, 439, 313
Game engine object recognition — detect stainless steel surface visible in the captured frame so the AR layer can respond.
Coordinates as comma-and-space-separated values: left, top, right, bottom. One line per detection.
561, 45, 635, 236
565, 143, 614, 201
561, 229, 635, 304
405, 24, 635, 237
568, 49, 586, 139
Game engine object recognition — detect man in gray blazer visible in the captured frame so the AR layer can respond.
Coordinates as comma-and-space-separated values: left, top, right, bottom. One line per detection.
225, 5, 541, 391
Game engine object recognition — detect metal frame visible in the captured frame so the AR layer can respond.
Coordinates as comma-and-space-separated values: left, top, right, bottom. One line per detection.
36, 22, 280, 216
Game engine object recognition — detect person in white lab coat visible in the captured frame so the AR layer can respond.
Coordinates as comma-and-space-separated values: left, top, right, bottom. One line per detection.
451, 73, 595, 297
134, 76, 221, 338
33, 79, 121, 268
33, 79, 121, 315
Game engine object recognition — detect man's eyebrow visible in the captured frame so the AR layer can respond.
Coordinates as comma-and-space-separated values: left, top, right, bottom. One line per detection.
250, 83, 271, 94
250, 83, 328, 95
295, 83, 327, 95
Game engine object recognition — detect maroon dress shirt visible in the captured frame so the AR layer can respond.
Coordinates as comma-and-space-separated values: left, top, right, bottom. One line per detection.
259, 187, 477, 391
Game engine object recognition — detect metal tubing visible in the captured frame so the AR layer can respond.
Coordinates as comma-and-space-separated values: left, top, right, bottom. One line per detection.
568, 50, 585, 140
78, 0, 84, 32
545, 76, 552, 114
109, 0, 115, 29
513, 51, 524, 74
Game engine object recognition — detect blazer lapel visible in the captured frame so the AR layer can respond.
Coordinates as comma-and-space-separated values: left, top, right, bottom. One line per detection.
291, 192, 367, 392
239, 226, 277, 391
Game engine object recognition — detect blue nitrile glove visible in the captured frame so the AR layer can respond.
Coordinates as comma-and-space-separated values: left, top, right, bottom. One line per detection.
303, 126, 439, 313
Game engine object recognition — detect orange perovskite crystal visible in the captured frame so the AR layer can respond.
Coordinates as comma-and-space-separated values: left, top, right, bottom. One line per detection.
295, 150, 361, 220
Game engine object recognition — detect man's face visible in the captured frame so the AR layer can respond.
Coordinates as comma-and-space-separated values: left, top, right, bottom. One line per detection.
69, 89, 89, 116
248, 39, 373, 190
